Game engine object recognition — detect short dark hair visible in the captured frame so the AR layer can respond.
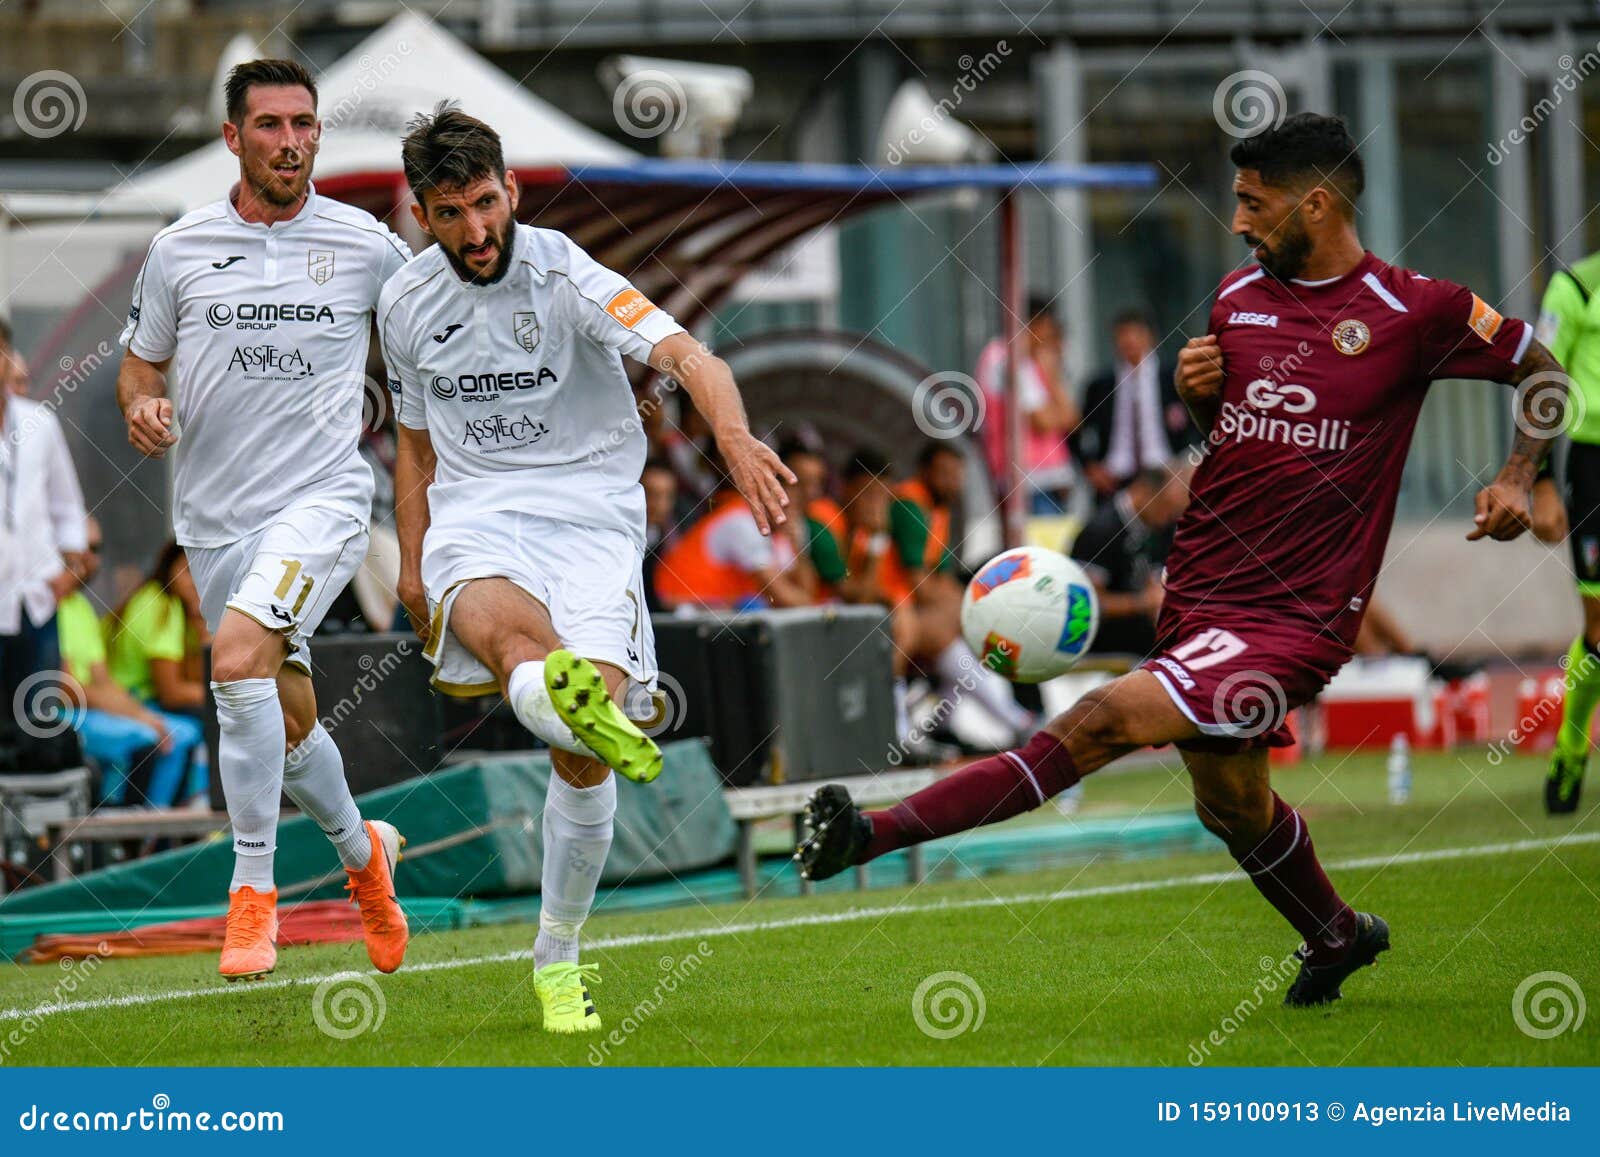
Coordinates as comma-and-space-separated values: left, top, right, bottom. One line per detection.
224, 59, 317, 125
642, 456, 673, 476
917, 441, 961, 471
1229, 112, 1365, 212
401, 102, 506, 207
776, 436, 821, 464
0, 314, 12, 350
845, 448, 891, 482
1111, 306, 1155, 332
1027, 293, 1058, 325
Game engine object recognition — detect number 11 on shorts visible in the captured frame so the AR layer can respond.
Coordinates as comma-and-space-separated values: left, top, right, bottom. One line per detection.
274, 558, 314, 617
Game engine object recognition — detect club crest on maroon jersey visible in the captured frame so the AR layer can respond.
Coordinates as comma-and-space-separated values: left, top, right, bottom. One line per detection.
1331, 318, 1370, 356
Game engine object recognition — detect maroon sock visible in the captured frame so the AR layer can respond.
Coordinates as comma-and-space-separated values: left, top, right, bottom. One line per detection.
1234, 793, 1357, 963
865, 730, 1081, 860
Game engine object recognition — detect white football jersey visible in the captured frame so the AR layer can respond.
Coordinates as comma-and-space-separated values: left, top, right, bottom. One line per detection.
120, 185, 411, 547
378, 223, 684, 545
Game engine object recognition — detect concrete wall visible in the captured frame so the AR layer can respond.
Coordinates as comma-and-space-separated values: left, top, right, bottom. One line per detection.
1378, 521, 1578, 661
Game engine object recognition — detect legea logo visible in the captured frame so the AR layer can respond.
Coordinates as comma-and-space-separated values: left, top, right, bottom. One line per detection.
1243, 379, 1316, 414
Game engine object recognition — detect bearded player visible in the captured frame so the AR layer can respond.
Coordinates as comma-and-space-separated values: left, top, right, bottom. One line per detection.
382, 105, 792, 1032
800, 113, 1568, 1006
118, 60, 411, 981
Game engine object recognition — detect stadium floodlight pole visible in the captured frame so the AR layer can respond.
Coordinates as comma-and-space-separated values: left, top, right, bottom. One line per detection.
999, 188, 1026, 548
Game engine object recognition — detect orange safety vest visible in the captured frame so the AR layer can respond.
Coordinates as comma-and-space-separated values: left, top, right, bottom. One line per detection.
877, 478, 950, 607
656, 492, 771, 609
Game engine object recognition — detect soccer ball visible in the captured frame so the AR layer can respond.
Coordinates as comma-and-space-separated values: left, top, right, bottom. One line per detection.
960, 546, 1099, 683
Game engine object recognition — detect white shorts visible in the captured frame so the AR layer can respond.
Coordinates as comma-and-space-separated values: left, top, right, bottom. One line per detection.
186, 500, 369, 675
420, 511, 656, 700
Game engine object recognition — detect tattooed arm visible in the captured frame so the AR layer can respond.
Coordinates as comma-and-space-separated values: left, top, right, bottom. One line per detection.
1468, 339, 1568, 542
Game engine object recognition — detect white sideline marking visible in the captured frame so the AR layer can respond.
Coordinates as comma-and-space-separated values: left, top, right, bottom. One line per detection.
3, 829, 1597, 1024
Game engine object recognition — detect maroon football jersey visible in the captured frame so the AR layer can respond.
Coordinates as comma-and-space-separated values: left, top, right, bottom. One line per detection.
1163, 251, 1532, 648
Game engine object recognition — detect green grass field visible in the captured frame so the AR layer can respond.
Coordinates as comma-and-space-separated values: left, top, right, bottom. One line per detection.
3, 749, 1598, 1067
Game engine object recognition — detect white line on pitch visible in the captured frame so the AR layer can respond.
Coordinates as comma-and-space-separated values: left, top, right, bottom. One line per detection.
3, 828, 1597, 1025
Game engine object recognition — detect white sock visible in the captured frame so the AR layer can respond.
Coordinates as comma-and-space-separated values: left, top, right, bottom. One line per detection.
893, 677, 911, 742
936, 640, 1034, 732
534, 772, 616, 969
508, 659, 586, 755
282, 723, 371, 869
212, 678, 285, 893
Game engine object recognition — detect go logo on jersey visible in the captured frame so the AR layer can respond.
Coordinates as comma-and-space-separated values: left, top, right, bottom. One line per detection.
1243, 379, 1316, 414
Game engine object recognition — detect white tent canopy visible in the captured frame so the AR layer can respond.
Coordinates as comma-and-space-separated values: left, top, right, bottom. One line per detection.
118, 11, 634, 216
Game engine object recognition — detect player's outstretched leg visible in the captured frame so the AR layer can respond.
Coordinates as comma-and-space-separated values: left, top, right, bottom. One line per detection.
1548, 631, 1599, 814
211, 615, 289, 981
278, 672, 407, 973
1184, 749, 1387, 1006
798, 670, 1176, 881
545, 649, 663, 784
531, 760, 614, 1034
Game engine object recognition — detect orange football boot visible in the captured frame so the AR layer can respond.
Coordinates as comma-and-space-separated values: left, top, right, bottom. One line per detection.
344, 819, 408, 973
219, 885, 278, 981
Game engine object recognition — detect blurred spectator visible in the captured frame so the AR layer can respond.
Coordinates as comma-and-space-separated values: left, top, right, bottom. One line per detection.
4, 346, 31, 396
1069, 461, 1192, 657
974, 294, 1081, 513
642, 456, 682, 611
57, 518, 207, 807
655, 464, 818, 611
1, 318, 89, 738
657, 405, 721, 505
1076, 308, 1197, 498
778, 438, 852, 602
845, 443, 1036, 747
105, 542, 208, 715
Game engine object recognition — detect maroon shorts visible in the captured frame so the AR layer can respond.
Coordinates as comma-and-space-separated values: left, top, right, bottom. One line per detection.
1140, 603, 1352, 753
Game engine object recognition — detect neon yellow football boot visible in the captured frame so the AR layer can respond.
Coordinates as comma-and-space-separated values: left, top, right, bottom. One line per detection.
543, 649, 663, 784
533, 961, 603, 1034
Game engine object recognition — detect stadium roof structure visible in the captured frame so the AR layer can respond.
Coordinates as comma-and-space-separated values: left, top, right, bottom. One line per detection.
485, 157, 1155, 339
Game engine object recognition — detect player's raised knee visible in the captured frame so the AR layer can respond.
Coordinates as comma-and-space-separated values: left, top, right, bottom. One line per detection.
1063, 684, 1141, 748
209, 636, 281, 685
